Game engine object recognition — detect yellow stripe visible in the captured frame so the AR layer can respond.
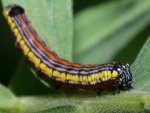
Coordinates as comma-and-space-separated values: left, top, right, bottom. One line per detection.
60, 73, 66, 81
66, 74, 72, 80
79, 76, 83, 82
112, 71, 118, 78
53, 70, 59, 77
13, 28, 19, 37
39, 63, 46, 72
23, 45, 29, 55
3, 10, 9, 18
46, 67, 53, 77
7, 17, 12, 25
16, 34, 22, 42
33, 56, 40, 68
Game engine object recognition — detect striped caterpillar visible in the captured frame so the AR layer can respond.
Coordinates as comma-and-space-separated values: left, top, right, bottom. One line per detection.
3, 5, 133, 94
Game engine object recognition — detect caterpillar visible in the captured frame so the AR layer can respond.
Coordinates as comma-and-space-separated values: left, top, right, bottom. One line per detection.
3, 4, 133, 94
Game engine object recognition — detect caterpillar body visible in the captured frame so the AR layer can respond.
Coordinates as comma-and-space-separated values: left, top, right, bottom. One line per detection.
3, 5, 133, 94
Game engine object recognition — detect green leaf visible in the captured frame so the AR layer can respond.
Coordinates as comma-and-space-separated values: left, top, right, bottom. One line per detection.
140, 94, 150, 111
1, 83, 150, 113
0, 84, 18, 112
31, 105, 76, 113
74, 0, 150, 64
132, 35, 150, 90
5, 92, 149, 113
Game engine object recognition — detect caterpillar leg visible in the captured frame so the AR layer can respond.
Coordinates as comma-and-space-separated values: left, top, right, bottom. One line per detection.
108, 85, 120, 94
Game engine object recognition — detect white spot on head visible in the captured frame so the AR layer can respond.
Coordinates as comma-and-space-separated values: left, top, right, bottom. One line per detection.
119, 78, 122, 81
117, 68, 121, 72
117, 68, 123, 75
126, 63, 130, 68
